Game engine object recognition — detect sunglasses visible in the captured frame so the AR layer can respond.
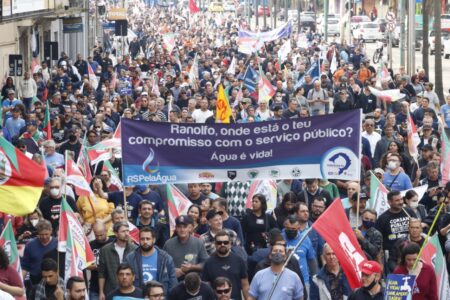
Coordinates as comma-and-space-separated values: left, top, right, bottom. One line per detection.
215, 240, 230, 245
216, 288, 231, 294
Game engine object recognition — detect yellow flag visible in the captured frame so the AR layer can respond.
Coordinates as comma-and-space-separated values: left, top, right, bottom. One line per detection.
216, 84, 232, 124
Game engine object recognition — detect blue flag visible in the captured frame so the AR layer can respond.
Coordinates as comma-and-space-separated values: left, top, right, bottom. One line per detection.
294, 60, 320, 89
243, 66, 259, 93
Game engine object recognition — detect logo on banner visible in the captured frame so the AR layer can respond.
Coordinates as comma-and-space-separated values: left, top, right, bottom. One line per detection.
142, 148, 160, 174
269, 169, 280, 178
321, 147, 357, 178
227, 170, 237, 180
198, 172, 215, 179
291, 167, 301, 177
0, 151, 12, 185
248, 170, 259, 179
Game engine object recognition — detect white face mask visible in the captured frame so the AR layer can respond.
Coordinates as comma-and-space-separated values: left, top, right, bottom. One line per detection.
387, 161, 398, 170
30, 219, 39, 227
50, 188, 60, 197
409, 201, 419, 209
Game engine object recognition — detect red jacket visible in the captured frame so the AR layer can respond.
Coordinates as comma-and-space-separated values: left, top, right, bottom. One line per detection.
393, 261, 438, 300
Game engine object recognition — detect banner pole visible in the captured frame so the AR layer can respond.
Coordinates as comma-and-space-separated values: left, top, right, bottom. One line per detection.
266, 227, 313, 300
412, 202, 445, 270
118, 117, 128, 221
355, 109, 363, 229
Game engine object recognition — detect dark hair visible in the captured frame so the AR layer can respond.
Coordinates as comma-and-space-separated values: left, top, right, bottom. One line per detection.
144, 280, 164, 296
66, 276, 84, 290
89, 176, 108, 193
36, 220, 53, 233
400, 242, 421, 266
116, 262, 134, 275
281, 192, 297, 209
361, 208, 377, 217
184, 272, 201, 293
138, 200, 154, 210
0, 247, 9, 269
284, 214, 299, 226
213, 276, 232, 289
387, 190, 401, 201
252, 193, 268, 212
139, 226, 155, 238
41, 258, 58, 272
215, 230, 230, 242
214, 197, 228, 211
113, 221, 129, 233
404, 190, 418, 201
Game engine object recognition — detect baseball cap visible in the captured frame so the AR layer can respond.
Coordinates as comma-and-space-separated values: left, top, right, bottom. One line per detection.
373, 168, 384, 175
361, 261, 382, 275
7, 89, 15, 95
175, 215, 193, 226
12, 106, 21, 112
26, 120, 37, 126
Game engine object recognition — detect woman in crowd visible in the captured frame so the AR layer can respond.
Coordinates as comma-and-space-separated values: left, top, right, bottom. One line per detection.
273, 191, 297, 229
241, 194, 277, 255
187, 204, 208, 237
16, 208, 44, 244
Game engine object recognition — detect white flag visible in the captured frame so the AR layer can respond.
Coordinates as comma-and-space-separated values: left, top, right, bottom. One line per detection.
278, 39, 291, 62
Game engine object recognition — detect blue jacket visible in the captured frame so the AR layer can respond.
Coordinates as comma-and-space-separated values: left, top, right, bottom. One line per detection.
310, 266, 351, 300
125, 246, 177, 295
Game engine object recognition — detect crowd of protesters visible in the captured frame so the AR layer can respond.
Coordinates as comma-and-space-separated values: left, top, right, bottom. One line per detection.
0, 0, 449, 299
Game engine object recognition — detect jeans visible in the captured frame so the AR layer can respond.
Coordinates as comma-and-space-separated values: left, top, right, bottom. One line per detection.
89, 291, 99, 300
23, 97, 32, 113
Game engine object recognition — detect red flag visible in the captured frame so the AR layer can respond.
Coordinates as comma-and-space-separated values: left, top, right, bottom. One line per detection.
189, 0, 200, 13
66, 158, 93, 197
312, 200, 367, 289
128, 221, 139, 244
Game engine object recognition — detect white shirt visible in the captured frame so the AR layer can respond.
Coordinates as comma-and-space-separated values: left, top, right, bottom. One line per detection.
423, 90, 440, 111
191, 109, 213, 123
362, 130, 381, 158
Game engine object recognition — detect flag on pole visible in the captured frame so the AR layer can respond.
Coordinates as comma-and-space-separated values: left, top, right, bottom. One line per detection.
188, 0, 200, 13
369, 172, 389, 217
238, 37, 264, 55
245, 180, 277, 212
312, 199, 367, 289
66, 158, 94, 197
128, 221, 140, 244
368, 86, 405, 102
58, 197, 95, 270
88, 63, 99, 90
0, 136, 46, 216
421, 234, 450, 300
162, 33, 177, 53
189, 54, 199, 85
330, 50, 338, 74
258, 65, 276, 103
406, 109, 420, 164
441, 128, 450, 186
278, 39, 291, 63
64, 226, 82, 283
227, 57, 237, 74
43, 100, 52, 140
77, 134, 93, 184
167, 184, 192, 235
243, 66, 259, 93
103, 159, 123, 191
216, 84, 232, 123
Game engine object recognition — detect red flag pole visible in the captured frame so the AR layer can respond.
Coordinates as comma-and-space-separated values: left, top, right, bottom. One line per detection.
266, 227, 313, 300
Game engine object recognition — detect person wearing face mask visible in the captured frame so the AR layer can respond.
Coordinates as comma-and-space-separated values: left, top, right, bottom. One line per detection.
354, 209, 382, 261
348, 261, 384, 300
382, 153, 413, 191
125, 227, 177, 296
58, 128, 81, 161
282, 215, 318, 294
17, 208, 44, 244
249, 242, 304, 300
404, 190, 428, 222
38, 177, 79, 232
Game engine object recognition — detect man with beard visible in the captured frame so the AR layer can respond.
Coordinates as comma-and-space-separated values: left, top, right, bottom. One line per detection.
202, 230, 249, 300
213, 277, 233, 300
66, 276, 87, 300
249, 242, 304, 300
348, 261, 383, 300
309, 197, 327, 223
106, 263, 143, 300
125, 227, 177, 296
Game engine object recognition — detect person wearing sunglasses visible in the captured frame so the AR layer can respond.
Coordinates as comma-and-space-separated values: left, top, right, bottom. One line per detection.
213, 277, 233, 300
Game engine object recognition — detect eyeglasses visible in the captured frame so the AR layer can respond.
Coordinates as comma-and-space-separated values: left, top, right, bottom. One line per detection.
149, 292, 165, 298
216, 288, 231, 294
215, 240, 230, 245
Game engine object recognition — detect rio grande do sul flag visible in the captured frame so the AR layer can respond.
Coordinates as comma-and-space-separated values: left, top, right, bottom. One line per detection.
66, 158, 94, 197
167, 184, 192, 234
422, 234, 450, 300
369, 172, 389, 217
0, 220, 26, 300
258, 65, 275, 103
245, 180, 277, 212
0, 136, 46, 216
406, 109, 420, 163
58, 197, 95, 268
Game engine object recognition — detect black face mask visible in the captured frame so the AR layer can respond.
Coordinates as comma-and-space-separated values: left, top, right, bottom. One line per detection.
285, 229, 298, 240
363, 279, 378, 291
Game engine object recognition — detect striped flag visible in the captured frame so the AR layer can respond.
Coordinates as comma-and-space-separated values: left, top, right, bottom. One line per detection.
422, 234, 450, 300
245, 180, 277, 212
167, 184, 192, 235
368, 86, 405, 102
215, 84, 232, 123
77, 134, 93, 184
406, 109, 420, 164
258, 65, 275, 103
43, 100, 52, 140
0, 136, 46, 216
369, 172, 389, 217
66, 158, 94, 197
88, 63, 99, 90
0, 220, 25, 300
103, 159, 123, 191
441, 128, 450, 186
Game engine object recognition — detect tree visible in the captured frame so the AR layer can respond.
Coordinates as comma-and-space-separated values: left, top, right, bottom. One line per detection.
422, 0, 430, 75
434, 0, 445, 104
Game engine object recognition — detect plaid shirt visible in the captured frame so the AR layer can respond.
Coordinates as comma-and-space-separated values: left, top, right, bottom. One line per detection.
200, 228, 240, 255
34, 277, 65, 300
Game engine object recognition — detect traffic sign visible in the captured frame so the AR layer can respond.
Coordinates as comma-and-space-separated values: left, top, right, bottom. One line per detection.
8, 55, 22, 76
387, 22, 396, 32
386, 12, 395, 22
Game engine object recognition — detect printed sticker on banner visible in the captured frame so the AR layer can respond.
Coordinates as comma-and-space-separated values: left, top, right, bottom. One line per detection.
321, 147, 358, 180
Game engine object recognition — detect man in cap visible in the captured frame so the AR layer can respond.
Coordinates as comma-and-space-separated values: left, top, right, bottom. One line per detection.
163, 215, 209, 280
5, 106, 25, 139
2, 89, 22, 117
348, 261, 383, 299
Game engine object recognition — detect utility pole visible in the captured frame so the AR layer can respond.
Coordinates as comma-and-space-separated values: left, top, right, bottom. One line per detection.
340, 0, 345, 43
256, 0, 259, 28
347, 0, 351, 44
324, 0, 328, 42
284, 0, 288, 24
399, 0, 406, 68
407, 0, 415, 74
